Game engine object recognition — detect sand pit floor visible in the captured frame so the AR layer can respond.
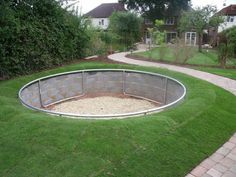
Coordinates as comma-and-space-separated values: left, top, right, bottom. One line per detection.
48, 94, 159, 115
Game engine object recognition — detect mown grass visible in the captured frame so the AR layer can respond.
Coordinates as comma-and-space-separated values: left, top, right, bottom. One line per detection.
0, 62, 236, 177
193, 67, 236, 80
135, 47, 236, 66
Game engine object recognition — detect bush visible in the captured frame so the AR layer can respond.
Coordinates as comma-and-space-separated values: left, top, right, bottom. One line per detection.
109, 12, 143, 48
0, 0, 89, 79
226, 27, 236, 56
218, 43, 234, 68
217, 27, 236, 67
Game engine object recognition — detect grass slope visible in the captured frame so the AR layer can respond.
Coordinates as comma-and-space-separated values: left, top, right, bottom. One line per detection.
193, 67, 236, 80
0, 62, 236, 177
135, 47, 236, 66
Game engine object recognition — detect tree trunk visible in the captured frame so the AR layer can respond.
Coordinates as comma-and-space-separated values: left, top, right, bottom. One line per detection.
220, 56, 226, 68
198, 33, 202, 52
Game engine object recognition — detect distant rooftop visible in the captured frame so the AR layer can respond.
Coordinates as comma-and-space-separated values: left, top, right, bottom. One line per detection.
218, 4, 236, 15
85, 3, 126, 18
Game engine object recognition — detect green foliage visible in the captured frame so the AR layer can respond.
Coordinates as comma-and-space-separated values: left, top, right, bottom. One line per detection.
148, 20, 167, 59
109, 12, 143, 47
100, 31, 119, 46
218, 43, 234, 68
179, 5, 224, 52
0, 0, 89, 79
217, 27, 236, 67
85, 29, 107, 56
171, 38, 195, 63
225, 27, 236, 55
121, 0, 190, 22
148, 20, 166, 45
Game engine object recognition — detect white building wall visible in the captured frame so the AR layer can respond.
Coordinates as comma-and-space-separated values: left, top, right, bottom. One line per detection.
91, 18, 109, 30
218, 16, 236, 33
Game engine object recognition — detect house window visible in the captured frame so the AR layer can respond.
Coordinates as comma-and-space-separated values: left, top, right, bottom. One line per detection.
144, 18, 153, 25
165, 17, 175, 25
185, 32, 196, 46
227, 16, 234, 22
99, 19, 104, 25
166, 32, 177, 43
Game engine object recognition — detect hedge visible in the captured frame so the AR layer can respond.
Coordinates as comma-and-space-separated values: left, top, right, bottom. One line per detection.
0, 0, 89, 79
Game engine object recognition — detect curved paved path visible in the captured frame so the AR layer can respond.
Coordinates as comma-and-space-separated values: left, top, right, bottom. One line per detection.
108, 51, 236, 177
108, 51, 236, 96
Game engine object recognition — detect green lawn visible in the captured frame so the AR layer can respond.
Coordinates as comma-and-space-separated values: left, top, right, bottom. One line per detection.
1, 62, 236, 177
193, 67, 236, 80
134, 47, 236, 66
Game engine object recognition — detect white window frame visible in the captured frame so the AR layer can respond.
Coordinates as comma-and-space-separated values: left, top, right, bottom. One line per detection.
226, 16, 234, 22
99, 19, 104, 26
185, 32, 196, 46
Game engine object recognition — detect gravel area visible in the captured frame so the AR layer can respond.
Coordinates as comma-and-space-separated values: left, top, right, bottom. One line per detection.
49, 95, 159, 115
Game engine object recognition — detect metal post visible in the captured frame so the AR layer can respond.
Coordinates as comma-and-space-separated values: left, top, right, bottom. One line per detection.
163, 78, 168, 104
38, 80, 44, 108
82, 71, 84, 95
122, 70, 126, 94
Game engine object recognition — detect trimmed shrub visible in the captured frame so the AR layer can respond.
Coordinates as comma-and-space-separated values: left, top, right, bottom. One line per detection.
0, 0, 89, 79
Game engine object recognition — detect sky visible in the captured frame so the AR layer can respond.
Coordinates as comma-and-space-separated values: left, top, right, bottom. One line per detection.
78, 0, 236, 14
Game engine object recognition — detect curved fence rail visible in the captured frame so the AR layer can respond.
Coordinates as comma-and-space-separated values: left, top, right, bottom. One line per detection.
18, 69, 186, 119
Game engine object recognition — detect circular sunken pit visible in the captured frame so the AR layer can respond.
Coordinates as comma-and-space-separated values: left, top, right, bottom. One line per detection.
18, 69, 186, 119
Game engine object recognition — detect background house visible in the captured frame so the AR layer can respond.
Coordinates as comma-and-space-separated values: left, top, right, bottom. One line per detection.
218, 4, 236, 33
85, 1, 126, 30
208, 4, 236, 46
143, 14, 199, 46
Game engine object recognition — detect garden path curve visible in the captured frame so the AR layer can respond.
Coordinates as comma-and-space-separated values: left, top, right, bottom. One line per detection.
108, 50, 236, 96
108, 50, 236, 177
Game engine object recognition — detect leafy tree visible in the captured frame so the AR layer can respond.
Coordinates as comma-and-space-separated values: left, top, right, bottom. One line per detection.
147, 20, 167, 60
121, 0, 190, 22
217, 26, 236, 67
109, 12, 143, 48
218, 43, 234, 68
226, 27, 236, 55
179, 5, 223, 52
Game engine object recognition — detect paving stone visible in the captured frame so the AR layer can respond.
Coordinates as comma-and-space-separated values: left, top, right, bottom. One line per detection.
210, 153, 224, 162
200, 159, 217, 169
185, 174, 196, 177
216, 147, 231, 156
222, 171, 236, 177
191, 166, 208, 177
201, 174, 211, 177
213, 163, 228, 173
229, 137, 236, 144
220, 157, 236, 168
206, 168, 222, 177
227, 153, 236, 161
231, 148, 236, 155
229, 164, 236, 173
223, 142, 236, 150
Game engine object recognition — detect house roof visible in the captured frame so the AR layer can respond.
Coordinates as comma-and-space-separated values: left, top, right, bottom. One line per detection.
218, 4, 236, 16
85, 3, 126, 18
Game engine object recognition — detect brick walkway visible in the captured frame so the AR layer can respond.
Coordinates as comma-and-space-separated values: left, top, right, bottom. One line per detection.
108, 51, 236, 177
186, 134, 236, 177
